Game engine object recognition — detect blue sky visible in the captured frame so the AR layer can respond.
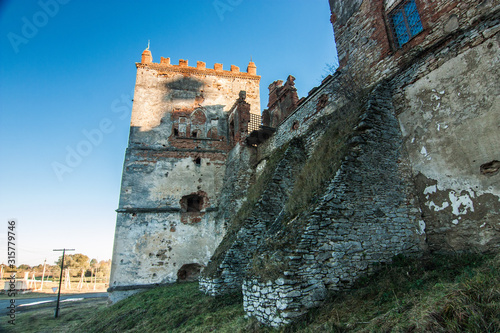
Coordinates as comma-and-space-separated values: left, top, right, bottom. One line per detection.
0, 0, 337, 267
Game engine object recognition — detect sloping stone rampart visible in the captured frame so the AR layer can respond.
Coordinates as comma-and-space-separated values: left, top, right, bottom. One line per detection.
200, 141, 306, 295
242, 82, 424, 326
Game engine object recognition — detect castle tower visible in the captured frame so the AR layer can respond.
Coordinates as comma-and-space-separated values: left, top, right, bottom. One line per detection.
108, 48, 260, 302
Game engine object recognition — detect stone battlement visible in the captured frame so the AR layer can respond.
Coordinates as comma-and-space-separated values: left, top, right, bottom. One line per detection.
138, 48, 259, 80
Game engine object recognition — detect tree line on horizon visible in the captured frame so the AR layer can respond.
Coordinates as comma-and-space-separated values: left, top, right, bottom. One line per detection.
1, 254, 111, 279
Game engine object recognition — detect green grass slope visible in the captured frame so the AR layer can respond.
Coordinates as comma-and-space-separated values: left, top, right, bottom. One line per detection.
4, 253, 497, 332
75, 253, 499, 333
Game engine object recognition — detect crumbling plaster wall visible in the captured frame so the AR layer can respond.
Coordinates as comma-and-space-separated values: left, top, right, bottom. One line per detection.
129, 66, 259, 146
109, 146, 228, 302
395, 34, 500, 252
109, 210, 224, 303
131, 64, 260, 130
119, 152, 227, 210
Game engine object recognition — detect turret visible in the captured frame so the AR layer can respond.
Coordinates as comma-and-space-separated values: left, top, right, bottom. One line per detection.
141, 49, 152, 64
141, 43, 152, 64
247, 60, 257, 75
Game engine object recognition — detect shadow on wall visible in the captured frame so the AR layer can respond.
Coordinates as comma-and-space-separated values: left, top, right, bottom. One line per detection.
164, 76, 205, 103
130, 75, 230, 142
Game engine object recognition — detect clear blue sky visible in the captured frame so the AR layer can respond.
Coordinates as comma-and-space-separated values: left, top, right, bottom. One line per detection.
0, 0, 337, 267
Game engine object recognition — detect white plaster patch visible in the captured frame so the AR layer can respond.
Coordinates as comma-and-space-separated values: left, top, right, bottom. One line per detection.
449, 191, 474, 216
424, 185, 437, 195
418, 220, 426, 235
385, 0, 398, 10
256, 159, 267, 177
426, 200, 449, 212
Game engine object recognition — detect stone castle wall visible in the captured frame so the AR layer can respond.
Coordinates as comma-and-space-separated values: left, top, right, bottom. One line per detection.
330, 0, 499, 86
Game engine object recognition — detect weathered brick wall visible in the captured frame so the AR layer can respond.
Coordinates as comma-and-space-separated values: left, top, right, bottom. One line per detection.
330, 0, 500, 86
262, 75, 300, 128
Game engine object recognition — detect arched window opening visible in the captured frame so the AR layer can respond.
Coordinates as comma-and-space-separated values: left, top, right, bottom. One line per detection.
177, 263, 203, 282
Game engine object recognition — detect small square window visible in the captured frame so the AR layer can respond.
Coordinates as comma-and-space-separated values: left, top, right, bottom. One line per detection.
390, 0, 423, 48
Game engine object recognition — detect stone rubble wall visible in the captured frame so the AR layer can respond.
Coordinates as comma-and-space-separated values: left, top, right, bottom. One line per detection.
214, 144, 256, 230
242, 81, 425, 326
257, 74, 343, 162
199, 16, 499, 322
199, 141, 306, 295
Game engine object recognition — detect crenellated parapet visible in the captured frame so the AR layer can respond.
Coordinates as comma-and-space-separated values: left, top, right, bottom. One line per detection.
137, 48, 260, 81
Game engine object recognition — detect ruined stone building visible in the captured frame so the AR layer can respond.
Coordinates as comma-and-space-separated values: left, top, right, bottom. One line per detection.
110, 0, 499, 326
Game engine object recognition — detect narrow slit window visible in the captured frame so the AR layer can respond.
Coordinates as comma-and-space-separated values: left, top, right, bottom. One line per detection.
390, 0, 423, 48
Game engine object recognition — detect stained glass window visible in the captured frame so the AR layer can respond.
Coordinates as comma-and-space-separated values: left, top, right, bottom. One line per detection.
390, 0, 424, 47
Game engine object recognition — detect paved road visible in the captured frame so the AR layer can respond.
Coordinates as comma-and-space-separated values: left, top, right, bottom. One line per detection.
1, 292, 107, 316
